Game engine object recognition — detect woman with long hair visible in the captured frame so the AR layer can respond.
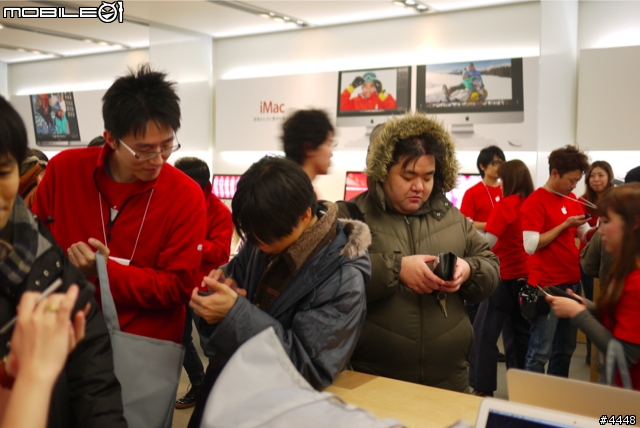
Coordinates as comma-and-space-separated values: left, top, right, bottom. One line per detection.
548, 183, 640, 390
469, 159, 534, 397
580, 161, 614, 363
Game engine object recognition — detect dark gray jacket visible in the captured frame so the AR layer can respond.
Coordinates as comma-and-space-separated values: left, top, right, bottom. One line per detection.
200, 203, 371, 389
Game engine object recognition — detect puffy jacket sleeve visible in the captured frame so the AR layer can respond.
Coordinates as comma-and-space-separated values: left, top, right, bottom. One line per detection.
203, 264, 367, 390
337, 201, 399, 303
458, 216, 500, 303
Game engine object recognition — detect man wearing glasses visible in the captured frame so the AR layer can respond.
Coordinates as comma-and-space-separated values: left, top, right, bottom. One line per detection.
32, 64, 206, 345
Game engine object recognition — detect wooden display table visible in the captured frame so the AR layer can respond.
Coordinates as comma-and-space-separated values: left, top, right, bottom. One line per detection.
324, 371, 482, 428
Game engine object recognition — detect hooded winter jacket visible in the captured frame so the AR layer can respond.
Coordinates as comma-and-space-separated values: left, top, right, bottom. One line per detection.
338, 113, 500, 392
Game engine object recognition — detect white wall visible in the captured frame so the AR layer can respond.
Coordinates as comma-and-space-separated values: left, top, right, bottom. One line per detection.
0, 61, 7, 99
212, 2, 541, 201
578, 1, 640, 50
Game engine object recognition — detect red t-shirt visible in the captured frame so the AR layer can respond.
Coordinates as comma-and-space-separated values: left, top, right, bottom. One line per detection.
601, 270, 640, 390
460, 181, 502, 224
521, 188, 583, 286
485, 195, 529, 280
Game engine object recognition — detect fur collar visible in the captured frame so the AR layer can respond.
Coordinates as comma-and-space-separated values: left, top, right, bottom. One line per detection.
284, 201, 371, 275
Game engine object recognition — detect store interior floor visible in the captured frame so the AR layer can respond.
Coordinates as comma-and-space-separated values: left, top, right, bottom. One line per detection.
171, 328, 592, 427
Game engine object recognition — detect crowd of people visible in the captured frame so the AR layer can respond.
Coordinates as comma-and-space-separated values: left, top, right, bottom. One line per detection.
1, 63, 639, 428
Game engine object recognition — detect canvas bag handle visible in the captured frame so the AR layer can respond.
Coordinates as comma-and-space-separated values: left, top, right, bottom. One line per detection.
96, 253, 121, 333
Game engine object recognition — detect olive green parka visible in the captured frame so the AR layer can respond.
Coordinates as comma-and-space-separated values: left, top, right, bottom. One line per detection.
338, 113, 499, 392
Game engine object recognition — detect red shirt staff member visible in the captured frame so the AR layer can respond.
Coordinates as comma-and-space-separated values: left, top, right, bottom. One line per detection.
340, 71, 397, 111
548, 183, 640, 391
460, 145, 505, 234
521, 145, 590, 377
32, 65, 207, 344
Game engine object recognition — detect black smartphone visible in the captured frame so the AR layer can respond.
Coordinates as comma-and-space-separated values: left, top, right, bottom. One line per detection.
545, 286, 583, 304
583, 213, 592, 219
72, 282, 95, 319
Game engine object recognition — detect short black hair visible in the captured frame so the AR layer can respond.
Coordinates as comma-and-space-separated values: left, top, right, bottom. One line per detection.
102, 64, 180, 142
282, 109, 334, 165
232, 156, 317, 246
174, 157, 210, 190
625, 166, 640, 184
548, 145, 589, 177
0, 96, 28, 166
476, 145, 505, 177
389, 133, 447, 192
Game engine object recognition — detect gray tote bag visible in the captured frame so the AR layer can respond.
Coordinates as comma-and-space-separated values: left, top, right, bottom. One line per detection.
97, 253, 185, 428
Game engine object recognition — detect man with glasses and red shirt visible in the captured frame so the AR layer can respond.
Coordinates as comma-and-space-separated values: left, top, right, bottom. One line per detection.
32, 65, 206, 346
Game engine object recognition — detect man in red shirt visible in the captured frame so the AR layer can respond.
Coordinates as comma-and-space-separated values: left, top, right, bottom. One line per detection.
521, 145, 590, 376
173, 157, 233, 409
460, 145, 505, 324
340, 71, 397, 111
32, 65, 207, 345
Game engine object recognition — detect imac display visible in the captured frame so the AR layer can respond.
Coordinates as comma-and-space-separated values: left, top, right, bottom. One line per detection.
344, 171, 368, 200
416, 58, 524, 133
336, 66, 411, 128
30, 92, 81, 146
212, 175, 241, 200
445, 173, 483, 209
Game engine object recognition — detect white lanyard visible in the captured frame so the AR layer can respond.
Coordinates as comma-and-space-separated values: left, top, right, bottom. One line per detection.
483, 183, 496, 207
543, 185, 597, 209
98, 189, 154, 263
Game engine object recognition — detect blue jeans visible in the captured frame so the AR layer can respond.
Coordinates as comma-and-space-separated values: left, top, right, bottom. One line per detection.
524, 282, 581, 377
182, 305, 205, 384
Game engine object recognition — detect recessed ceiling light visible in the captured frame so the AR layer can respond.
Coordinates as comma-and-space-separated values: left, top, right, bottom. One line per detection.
417, 4, 427, 9
98, 41, 108, 46
406, 0, 416, 4
17, 48, 25, 52
0, 24, 4, 30
259, 13, 269, 18
269, 12, 275, 16
394, 1, 405, 6
273, 17, 284, 22
32, 50, 41, 54
83, 39, 93, 43
296, 20, 303, 25
112, 44, 123, 49
283, 16, 290, 21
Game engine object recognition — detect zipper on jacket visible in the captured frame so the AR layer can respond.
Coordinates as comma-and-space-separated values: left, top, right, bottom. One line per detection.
405, 215, 424, 382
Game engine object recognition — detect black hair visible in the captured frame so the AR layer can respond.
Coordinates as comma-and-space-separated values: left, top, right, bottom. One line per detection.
27, 148, 49, 163
548, 145, 589, 177
282, 109, 334, 165
476, 145, 505, 178
174, 157, 210, 190
88, 135, 106, 147
625, 166, 640, 184
102, 64, 180, 142
389, 133, 447, 191
0, 96, 29, 166
232, 156, 317, 246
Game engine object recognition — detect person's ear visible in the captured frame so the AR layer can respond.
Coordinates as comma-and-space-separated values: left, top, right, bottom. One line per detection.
550, 169, 559, 180
103, 131, 118, 150
304, 142, 317, 159
299, 207, 313, 225
479, 163, 487, 172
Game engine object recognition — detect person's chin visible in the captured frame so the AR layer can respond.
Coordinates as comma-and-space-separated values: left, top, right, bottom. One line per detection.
139, 168, 161, 181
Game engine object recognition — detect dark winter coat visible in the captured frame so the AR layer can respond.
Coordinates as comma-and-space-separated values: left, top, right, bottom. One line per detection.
338, 113, 500, 392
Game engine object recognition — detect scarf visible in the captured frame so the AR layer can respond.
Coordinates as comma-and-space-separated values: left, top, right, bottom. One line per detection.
0, 198, 39, 286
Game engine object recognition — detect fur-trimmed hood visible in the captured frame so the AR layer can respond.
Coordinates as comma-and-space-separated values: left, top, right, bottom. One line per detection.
365, 112, 459, 193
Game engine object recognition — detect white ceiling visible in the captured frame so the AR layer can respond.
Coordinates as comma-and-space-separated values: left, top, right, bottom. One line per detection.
0, 0, 531, 64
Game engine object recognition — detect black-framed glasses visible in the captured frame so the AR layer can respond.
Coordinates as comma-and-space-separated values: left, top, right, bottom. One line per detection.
490, 160, 504, 167
118, 135, 181, 161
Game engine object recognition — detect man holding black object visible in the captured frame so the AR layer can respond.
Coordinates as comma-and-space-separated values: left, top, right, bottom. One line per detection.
186, 156, 370, 428
337, 113, 499, 393
521, 145, 590, 377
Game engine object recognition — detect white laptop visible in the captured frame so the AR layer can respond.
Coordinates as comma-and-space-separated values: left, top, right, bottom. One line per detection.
475, 398, 600, 428
507, 368, 640, 419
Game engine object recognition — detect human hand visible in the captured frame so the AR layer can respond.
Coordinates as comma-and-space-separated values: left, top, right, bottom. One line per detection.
564, 215, 589, 229
68, 238, 110, 277
399, 255, 446, 294
440, 258, 471, 293
351, 76, 364, 89
206, 269, 246, 298
6, 285, 86, 384
546, 291, 587, 319
189, 277, 238, 324
373, 79, 384, 94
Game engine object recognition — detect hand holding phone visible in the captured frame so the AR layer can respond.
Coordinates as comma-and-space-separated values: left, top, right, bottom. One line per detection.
583, 213, 592, 219
537, 285, 582, 304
